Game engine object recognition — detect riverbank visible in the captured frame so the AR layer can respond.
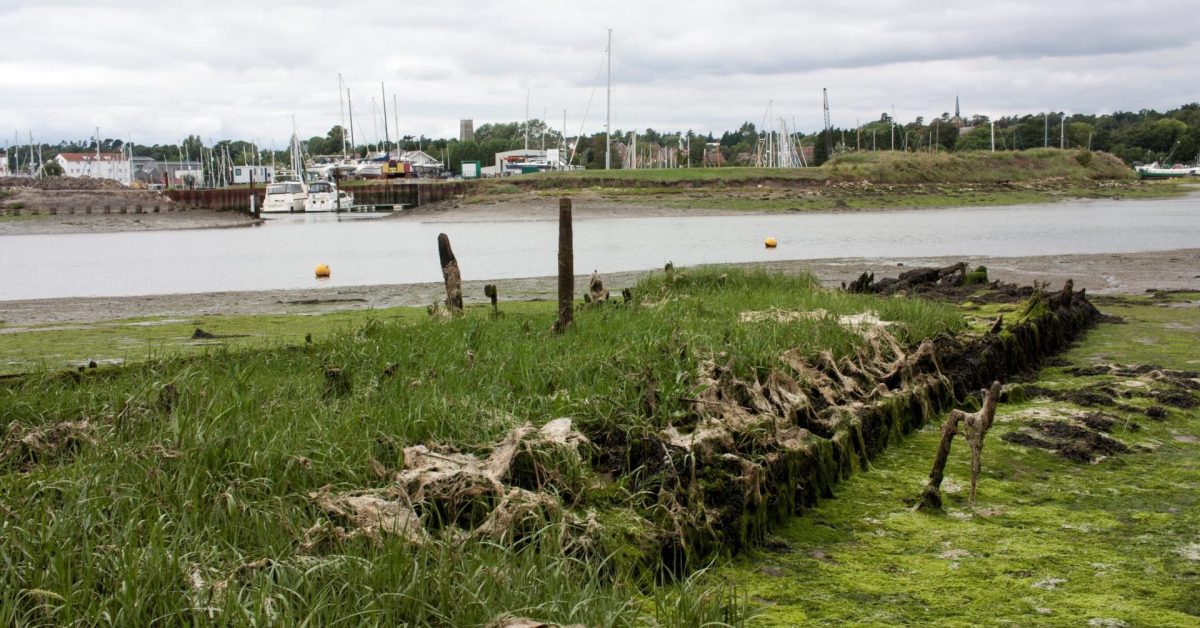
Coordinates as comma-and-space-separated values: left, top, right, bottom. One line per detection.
398, 178, 1192, 222
2, 249, 1195, 327
0, 209, 261, 235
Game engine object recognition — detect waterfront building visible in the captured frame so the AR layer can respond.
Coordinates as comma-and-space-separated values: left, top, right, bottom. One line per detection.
54, 152, 131, 183
232, 165, 273, 184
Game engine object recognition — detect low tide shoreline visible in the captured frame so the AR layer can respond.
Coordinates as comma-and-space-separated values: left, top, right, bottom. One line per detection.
2, 249, 1196, 327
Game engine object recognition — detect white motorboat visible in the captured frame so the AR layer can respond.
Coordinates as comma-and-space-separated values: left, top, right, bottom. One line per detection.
263, 180, 308, 213
307, 180, 354, 212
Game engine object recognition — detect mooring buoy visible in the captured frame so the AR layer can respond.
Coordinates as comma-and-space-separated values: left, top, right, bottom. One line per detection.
764, 237, 778, 248
315, 263, 331, 278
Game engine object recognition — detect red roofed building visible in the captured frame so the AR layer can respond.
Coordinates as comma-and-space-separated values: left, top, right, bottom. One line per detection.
54, 152, 131, 184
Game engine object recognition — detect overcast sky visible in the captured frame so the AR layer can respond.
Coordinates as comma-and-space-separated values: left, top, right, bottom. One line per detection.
2, 0, 1198, 147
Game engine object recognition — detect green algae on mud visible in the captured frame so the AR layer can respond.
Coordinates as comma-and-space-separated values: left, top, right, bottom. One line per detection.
704, 291, 1200, 626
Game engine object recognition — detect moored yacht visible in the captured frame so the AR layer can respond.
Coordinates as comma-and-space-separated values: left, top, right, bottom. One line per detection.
306, 180, 354, 212
262, 179, 308, 213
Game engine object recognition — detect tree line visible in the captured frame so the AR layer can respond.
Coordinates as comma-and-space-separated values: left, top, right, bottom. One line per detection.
7, 103, 1198, 175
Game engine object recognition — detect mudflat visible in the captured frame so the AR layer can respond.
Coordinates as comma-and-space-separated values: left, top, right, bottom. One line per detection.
2, 249, 1196, 327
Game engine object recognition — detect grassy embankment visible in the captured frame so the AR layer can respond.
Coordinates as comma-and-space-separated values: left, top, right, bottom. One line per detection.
466, 149, 1191, 211
0, 268, 964, 625
701, 291, 1200, 625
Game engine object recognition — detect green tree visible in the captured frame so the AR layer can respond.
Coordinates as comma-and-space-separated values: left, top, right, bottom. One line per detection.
40, 160, 64, 177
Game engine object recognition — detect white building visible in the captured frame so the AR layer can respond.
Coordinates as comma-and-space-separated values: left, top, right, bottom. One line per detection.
232, 165, 273, 184
55, 152, 131, 183
0, 150, 9, 177
483, 149, 567, 177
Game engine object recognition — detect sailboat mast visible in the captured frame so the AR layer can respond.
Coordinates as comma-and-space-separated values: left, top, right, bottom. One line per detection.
338, 74, 347, 159
524, 88, 530, 154
605, 28, 612, 170
347, 89, 356, 158
393, 94, 399, 154
381, 83, 390, 158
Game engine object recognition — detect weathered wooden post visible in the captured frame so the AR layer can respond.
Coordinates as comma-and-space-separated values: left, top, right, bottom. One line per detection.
554, 198, 574, 333
437, 233, 463, 314
484, 283, 499, 317
915, 381, 1002, 510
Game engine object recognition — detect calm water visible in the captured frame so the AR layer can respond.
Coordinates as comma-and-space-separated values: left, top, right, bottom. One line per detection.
1, 196, 1197, 301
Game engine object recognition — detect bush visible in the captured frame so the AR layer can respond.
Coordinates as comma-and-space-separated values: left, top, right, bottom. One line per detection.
1075, 150, 1093, 167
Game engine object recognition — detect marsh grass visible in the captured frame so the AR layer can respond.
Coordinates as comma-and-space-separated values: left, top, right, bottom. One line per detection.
0, 267, 963, 624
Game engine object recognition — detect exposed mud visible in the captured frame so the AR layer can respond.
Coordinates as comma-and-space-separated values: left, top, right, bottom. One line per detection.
3, 249, 1196, 327
1002, 419, 1131, 463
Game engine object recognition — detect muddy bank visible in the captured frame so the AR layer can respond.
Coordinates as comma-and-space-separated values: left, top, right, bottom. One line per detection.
395, 180, 1192, 223
2, 249, 1195, 327
0, 209, 261, 235
0, 178, 260, 234
391, 192, 755, 222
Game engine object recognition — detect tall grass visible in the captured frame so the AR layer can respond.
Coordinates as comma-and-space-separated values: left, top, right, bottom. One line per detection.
0, 267, 962, 624
823, 148, 1133, 183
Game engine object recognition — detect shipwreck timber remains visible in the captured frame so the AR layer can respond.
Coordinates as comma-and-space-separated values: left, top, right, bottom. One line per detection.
310, 268, 1102, 574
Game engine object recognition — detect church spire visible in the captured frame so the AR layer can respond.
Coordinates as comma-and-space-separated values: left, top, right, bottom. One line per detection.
955, 95, 961, 119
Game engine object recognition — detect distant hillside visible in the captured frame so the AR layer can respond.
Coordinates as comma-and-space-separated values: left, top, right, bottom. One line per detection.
822, 149, 1134, 184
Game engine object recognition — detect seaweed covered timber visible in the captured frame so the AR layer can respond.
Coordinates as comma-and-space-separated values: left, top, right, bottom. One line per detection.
311, 267, 1101, 574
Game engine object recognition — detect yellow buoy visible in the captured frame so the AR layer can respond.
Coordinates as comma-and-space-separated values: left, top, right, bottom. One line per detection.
764, 237, 778, 248
315, 263, 331, 278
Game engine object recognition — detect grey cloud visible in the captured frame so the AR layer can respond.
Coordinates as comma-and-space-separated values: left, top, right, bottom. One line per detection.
1, 0, 1196, 144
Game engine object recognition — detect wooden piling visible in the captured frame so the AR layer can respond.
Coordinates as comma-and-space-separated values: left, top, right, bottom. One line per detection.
484, 284, 498, 317
437, 233, 463, 314
554, 198, 574, 333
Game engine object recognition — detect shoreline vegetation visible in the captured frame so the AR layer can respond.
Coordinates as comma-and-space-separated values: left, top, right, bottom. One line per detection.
424, 149, 1189, 218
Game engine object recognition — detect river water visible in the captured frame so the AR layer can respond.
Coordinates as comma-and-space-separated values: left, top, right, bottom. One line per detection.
1, 196, 1197, 301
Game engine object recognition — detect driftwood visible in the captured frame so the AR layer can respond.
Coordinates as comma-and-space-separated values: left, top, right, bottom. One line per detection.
847, 262, 968, 295
553, 198, 573, 333
916, 381, 1002, 510
437, 233, 463, 313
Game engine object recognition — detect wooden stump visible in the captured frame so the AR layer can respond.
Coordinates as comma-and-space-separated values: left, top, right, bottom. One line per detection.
554, 198, 574, 333
484, 284, 499, 317
437, 233, 463, 314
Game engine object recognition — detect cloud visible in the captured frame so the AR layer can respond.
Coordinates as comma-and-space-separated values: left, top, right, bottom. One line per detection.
1, 0, 1197, 145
